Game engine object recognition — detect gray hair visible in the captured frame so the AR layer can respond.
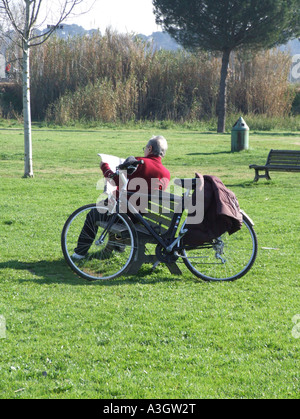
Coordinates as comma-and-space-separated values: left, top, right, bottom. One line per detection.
147, 135, 168, 158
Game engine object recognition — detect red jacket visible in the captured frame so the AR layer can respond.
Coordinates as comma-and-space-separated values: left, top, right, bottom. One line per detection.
101, 155, 170, 193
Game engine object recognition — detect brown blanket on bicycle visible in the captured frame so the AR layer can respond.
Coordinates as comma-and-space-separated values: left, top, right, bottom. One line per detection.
184, 174, 243, 246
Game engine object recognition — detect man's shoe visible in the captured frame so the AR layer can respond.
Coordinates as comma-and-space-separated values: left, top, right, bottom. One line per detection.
113, 244, 126, 253
72, 252, 86, 260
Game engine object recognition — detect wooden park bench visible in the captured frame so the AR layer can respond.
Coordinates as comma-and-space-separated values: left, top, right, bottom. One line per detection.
96, 191, 184, 276
249, 149, 300, 182
127, 191, 184, 276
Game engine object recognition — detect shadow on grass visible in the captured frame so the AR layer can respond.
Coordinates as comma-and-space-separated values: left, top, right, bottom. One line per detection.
0, 258, 183, 287
181, 132, 231, 136
226, 179, 274, 188
252, 131, 300, 137
186, 151, 232, 156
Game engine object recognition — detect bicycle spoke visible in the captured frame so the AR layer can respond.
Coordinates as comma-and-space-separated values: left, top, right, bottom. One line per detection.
61, 204, 137, 281
182, 215, 257, 281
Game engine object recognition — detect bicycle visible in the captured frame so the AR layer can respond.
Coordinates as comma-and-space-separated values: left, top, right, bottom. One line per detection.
61, 159, 257, 282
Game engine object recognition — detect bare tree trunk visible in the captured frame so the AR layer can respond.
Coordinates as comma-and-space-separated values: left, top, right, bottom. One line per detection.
22, 41, 33, 178
1, 0, 86, 178
217, 49, 231, 133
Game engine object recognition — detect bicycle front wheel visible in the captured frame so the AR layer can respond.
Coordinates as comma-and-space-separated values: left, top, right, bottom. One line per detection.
61, 203, 137, 281
181, 213, 257, 282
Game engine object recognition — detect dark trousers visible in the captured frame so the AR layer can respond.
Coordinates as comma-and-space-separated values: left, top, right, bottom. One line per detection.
74, 201, 140, 255
74, 207, 103, 256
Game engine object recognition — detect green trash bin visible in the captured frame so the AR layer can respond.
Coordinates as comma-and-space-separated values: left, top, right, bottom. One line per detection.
231, 117, 249, 152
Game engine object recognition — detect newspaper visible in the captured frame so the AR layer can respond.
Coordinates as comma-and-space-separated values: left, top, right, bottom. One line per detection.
98, 153, 125, 172
98, 153, 125, 195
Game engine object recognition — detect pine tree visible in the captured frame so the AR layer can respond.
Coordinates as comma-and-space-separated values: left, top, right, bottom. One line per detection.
153, 0, 300, 132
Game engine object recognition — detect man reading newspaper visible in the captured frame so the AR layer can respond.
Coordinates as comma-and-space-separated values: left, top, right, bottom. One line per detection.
72, 136, 170, 259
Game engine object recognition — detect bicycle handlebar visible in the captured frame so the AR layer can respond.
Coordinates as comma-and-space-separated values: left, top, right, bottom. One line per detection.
117, 159, 144, 171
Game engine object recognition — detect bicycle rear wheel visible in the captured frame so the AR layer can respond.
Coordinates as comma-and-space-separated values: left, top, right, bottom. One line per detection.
181, 213, 257, 282
61, 203, 137, 281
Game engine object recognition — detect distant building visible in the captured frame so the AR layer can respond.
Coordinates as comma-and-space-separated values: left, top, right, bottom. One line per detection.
47, 24, 64, 30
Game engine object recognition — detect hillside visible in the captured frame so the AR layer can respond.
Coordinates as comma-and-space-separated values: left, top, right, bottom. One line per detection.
283, 38, 300, 55
37, 24, 299, 54
3, 23, 300, 54
34, 23, 98, 39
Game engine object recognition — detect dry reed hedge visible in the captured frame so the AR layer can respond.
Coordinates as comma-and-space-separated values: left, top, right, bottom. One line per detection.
10, 30, 295, 123
228, 50, 295, 116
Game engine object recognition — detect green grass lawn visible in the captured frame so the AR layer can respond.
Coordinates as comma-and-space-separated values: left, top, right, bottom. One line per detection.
0, 124, 299, 399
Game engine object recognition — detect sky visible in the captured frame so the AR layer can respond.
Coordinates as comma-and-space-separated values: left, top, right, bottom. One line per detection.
64, 0, 162, 35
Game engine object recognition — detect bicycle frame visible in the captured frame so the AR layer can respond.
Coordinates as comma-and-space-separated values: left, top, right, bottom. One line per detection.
99, 171, 192, 254
63, 161, 257, 282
